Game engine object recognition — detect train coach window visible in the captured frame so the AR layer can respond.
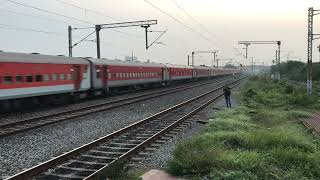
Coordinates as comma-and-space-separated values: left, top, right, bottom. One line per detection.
25, 75, 33, 82
15, 75, 23, 83
67, 74, 72, 80
43, 74, 50, 81
96, 72, 100, 79
4, 75, 13, 84
52, 74, 58, 81
60, 74, 66, 80
35, 75, 43, 82
111, 73, 116, 79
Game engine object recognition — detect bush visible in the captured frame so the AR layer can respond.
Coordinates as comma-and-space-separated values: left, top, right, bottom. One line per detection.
168, 134, 224, 175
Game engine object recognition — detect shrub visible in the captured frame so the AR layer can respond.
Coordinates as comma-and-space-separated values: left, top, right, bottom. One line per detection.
168, 134, 224, 175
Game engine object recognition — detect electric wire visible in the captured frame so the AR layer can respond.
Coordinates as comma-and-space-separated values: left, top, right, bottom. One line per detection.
5, 0, 93, 25
54, 0, 121, 22
169, 0, 246, 60
4, 0, 143, 39
0, 8, 85, 27
143, 0, 215, 47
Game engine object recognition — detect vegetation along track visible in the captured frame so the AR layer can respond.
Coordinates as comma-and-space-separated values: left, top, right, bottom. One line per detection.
0, 77, 230, 138
6, 77, 246, 180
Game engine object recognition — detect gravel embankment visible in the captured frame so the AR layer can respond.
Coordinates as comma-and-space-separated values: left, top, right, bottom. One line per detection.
0, 78, 233, 179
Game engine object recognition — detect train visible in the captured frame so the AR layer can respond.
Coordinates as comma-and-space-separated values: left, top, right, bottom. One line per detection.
0, 52, 241, 112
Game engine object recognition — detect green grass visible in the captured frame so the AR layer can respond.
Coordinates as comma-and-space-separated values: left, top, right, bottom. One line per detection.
167, 76, 320, 179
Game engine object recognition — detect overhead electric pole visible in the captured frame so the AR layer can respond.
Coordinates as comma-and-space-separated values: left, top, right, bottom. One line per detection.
238, 40, 281, 79
307, 7, 320, 95
95, 25, 101, 59
191, 50, 219, 67
68, 26, 72, 57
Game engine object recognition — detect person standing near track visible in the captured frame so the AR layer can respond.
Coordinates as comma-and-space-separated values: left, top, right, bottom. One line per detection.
223, 85, 232, 108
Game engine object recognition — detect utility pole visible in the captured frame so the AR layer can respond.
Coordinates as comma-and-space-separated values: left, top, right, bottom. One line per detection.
191, 50, 218, 67
142, 25, 150, 50
95, 25, 101, 59
307, 7, 320, 94
68, 26, 72, 57
187, 54, 190, 66
191, 52, 195, 66
251, 57, 254, 74
244, 43, 249, 58
94, 20, 158, 58
238, 41, 281, 79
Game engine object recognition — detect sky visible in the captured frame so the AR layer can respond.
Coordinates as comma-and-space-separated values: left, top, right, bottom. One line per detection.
0, 0, 319, 66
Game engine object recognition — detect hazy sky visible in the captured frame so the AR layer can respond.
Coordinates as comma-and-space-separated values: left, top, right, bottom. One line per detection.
0, 0, 319, 66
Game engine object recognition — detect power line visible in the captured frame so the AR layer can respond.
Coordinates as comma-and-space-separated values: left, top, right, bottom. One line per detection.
53, 0, 121, 22
0, 23, 66, 37
143, 0, 215, 46
5, 0, 93, 25
0, 23, 95, 42
169, 0, 246, 59
0, 8, 85, 27
5, 0, 143, 39
53, 0, 144, 39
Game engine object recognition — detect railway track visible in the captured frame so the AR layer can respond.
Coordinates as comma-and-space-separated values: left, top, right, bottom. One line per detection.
6, 77, 246, 180
0, 77, 230, 138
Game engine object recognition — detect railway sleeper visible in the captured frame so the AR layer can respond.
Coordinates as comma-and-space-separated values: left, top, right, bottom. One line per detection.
81, 154, 116, 161
97, 146, 132, 152
112, 139, 143, 144
78, 155, 114, 164
69, 160, 108, 166
89, 150, 124, 157
109, 142, 139, 148
42, 172, 87, 180
47, 167, 93, 179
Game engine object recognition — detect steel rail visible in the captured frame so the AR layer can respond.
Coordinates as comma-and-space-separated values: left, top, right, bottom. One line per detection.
6, 77, 246, 180
0, 78, 229, 138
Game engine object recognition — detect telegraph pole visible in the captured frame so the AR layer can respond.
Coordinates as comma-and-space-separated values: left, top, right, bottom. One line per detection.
68, 26, 72, 57
187, 54, 190, 66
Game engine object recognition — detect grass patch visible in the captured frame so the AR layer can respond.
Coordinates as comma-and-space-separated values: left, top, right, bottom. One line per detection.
167, 76, 320, 179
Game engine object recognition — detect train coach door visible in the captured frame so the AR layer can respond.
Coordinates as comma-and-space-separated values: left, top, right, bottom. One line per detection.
73, 65, 82, 90
103, 66, 108, 89
192, 69, 197, 79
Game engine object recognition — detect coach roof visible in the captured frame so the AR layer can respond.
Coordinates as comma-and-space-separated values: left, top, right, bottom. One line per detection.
0, 52, 89, 64
86, 57, 164, 68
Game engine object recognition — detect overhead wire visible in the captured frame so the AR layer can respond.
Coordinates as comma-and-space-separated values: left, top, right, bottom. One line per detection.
53, 0, 121, 22
4, 0, 143, 39
143, 0, 217, 47
5, 0, 93, 25
52, 0, 144, 39
169, 0, 246, 60
0, 23, 66, 37
0, 8, 85, 27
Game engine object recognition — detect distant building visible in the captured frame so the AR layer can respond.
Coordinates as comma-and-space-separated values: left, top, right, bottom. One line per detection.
125, 56, 138, 61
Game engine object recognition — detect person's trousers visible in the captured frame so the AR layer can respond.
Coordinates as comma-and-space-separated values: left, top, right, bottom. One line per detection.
225, 95, 231, 108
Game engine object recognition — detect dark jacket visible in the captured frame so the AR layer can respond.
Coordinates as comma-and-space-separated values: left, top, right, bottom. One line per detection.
223, 87, 231, 96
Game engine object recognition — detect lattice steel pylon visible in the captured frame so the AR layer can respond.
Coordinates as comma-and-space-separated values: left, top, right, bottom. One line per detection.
307, 8, 320, 95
